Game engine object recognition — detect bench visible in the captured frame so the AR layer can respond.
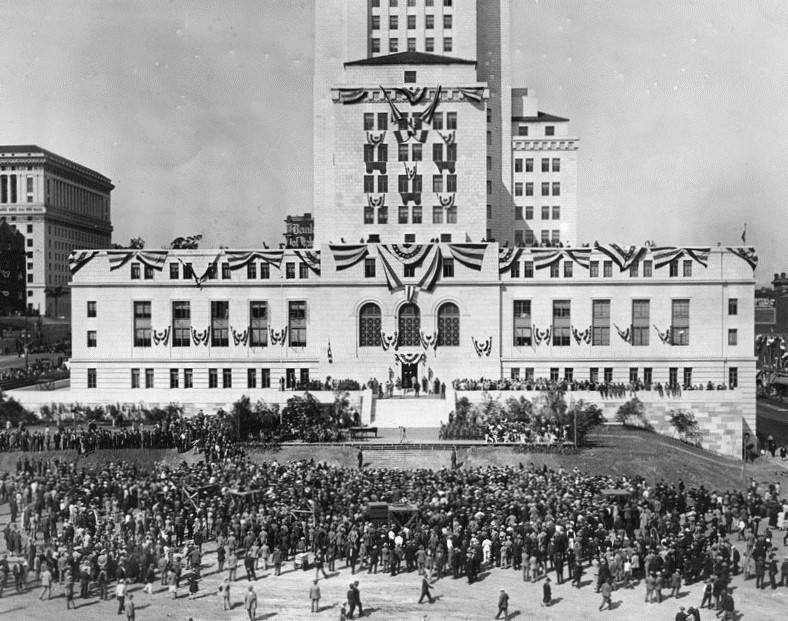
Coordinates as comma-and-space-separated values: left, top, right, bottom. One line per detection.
349, 426, 378, 440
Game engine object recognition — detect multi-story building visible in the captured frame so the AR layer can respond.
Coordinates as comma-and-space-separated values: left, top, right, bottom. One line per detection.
0, 146, 114, 316
0, 220, 27, 315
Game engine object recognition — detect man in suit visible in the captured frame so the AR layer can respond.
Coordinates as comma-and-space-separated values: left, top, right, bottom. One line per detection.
309, 579, 321, 613
419, 575, 433, 604
495, 588, 509, 620
244, 585, 258, 621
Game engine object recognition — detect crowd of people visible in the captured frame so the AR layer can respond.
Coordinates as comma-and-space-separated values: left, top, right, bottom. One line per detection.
452, 377, 734, 395
0, 430, 784, 618
0, 360, 68, 388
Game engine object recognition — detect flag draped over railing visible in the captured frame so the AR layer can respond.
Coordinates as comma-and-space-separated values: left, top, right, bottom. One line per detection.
108, 250, 169, 272
294, 250, 321, 275
225, 250, 284, 271
68, 250, 99, 275
531, 248, 592, 270
726, 247, 758, 270
447, 243, 487, 271
650, 246, 710, 269
593, 243, 647, 271
498, 247, 524, 274
329, 245, 369, 271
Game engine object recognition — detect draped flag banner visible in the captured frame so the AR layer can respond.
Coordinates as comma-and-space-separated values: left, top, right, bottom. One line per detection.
532, 327, 552, 347
381, 86, 404, 124
108, 250, 169, 272
191, 327, 210, 346
650, 246, 710, 269
654, 325, 672, 345
366, 131, 386, 145
380, 331, 398, 351
383, 244, 432, 266
417, 85, 442, 126
153, 327, 171, 347
270, 327, 288, 346
394, 351, 426, 365
368, 194, 386, 208
459, 87, 484, 102
593, 243, 647, 271
572, 326, 591, 345
531, 248, 592, 270
377, 249, 404, 291
420, 330, 438, 351
405, 285, 418, 302
437, 193, 455, 207
417, 245, 442, 292
405, 163, 418, 180
471, 336, 493, 357
447, 243, 487, 271
329, 245, 369, 271
232, 328, 248, 347
395, 87, 427, 105
294, 250, 321, 276
225, 250, 284, 271
438, 130, 455, 145
726, 247, 758, 270
338, 88, 368, 104
180, 251, 223, 288
498, 247, 524, 274
614, 324, 632, 344
68, 250, 99, 275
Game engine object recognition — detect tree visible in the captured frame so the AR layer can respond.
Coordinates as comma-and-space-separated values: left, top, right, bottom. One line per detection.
111, 237, 145, 250
615, 397, 652, 430
505, 395, 533, 423
44, 285, 67, 317
0, 393, 37, 427
170, 234, 202, 249
669, 409, 703, 446
567, 400, 604, 446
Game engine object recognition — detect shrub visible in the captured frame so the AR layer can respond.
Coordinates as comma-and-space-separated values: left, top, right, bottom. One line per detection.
0, 393, 37, 427
567, 400, 605, 446
669, 409, 702, 446
615, 397, 652, 430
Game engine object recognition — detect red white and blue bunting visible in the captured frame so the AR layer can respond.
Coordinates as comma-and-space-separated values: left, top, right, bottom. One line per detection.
593, 243, 647, 271
377, 249, 404, 290
225, 250, 284, 271
153, 327, 170, 346
108, 250, 169, 272
418, 245, 443, 292
726, 247, 758, 270
436, 193, 455, 207
654, 325, 672, 345
532, 327, 552, 347
394, 351, 426, 365
366, 131, 386, 145
420, 330, 438, 351
270, 327, 288, 346
447, 243, 487, 271
438, 130, 455, 145
405, 285, 418, 302
68, 250, 100, 275
459, 87, 484, 102
614, 324, 632, 344
329, 245, 369, 271
383, 244, 432, 266
232, 328, 248, 347
418, 85, 442, 126
380, 331, 398, 351
368, 194, 386, 208
294, 250, 321, 275
471, 336, 492, 357
338, 88, 368, 104
531, 248, 592, 270
498, 247, 524, 274
395, 87, 427, 105
191, 327, 210, 346
650, 246, 710, 269
572, 326, 591, 345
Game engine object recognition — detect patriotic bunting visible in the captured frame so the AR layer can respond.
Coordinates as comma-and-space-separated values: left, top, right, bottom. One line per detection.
225, 250, 284, 271
295, 250, 321, 275
471, 336, 493, 357
420, 330, 438, 351
368, 194, 386, 208
232, 328, 248, 346
593, 243, 647, 271
383, 244, 432, 266
178, 251, 223, 288
153, 327, 171, 346
650, 246, 710, 269
338, 88, 368, 104
405, 163, 418, 180
395, 87, 427, 105
329, 245, 369, 271
447, 244, 487, 271
68, 250, 99, 275
191, 327, 210, 346
394, 351, 426, 365
400, 192, 422, 205
614, 324, 632, 344
437, 193, 455, 207
270, 327, 288, 346
365, 161, 387, 174
654, 325, 672, 345
498, 247, 524, 274
108, 250, 169, 272
572, 326, 591, 345
531, 248, 592, 270
394, 128, 429, 144
417, 85, 442, 126
532, 327, 552, 347
405, 285, 418, 302
380, 331, 398, 351
417, 245, 442, 292
459, 87, 484, 102
366, 131, 386, 145
726, 247, 758, 270
377, 249, 404, 291
438, 130, 455, 145
381, 86, 404, 124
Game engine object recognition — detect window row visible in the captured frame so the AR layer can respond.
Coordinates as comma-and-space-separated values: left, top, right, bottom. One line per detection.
371, 13, 452, 30
363, 205, 457, 225
370, 0, 454, 7
507, 366, 739, 388
133, 300, 307, 348
128, 261, 313, 282
514, 182, 560, 197
512, 298, 699, 347
359, 302, 459, 347
514, 205, 561, 221
516, 125, 556, 137
514, 158, 560, 173
510, 230, 561, 248
371, 36, 452, 54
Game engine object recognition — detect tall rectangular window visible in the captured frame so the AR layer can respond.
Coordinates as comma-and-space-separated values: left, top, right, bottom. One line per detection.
145, 368, 154, 389
728, 328, 738, 346
592, 300, 610, 346
247, 369, 257, 389
514, 182, 523, 197
260, 263, 270, 279
632, 299, 650, 346
729, 367, 738, 389
669, 367, 678, 385
563, 261, 573, 278
671, 299, 690, 345
603, 261, 613, 277
144, 265, 154, 280
629, 261, 639, 277
247, 262, 257, 279
446, 112, 457, 130
643, 260, 653, 277
87, 301, 96, 317
223, 368, 232, 388
211, 301, 229, 347
523, 261, 534, 278
184, 368, 193, 388
644, 368, 653, 385
87, 368, 97, 389
514, 158, 523, 173
552, 182, 560, 196
170, 369, 179, 389
541, 158, 550, 173
513, 300, 531, 346
590, 368, 599, 384
134, 301, 152, 347
683, 367, 693, 387
299, 263, 309, 279
131, 263, 140, 280
553, 300, 571, 346
589, 261, 599, 278
364, 258, 376, 278
442, 258, 454, 278
172, 301, 190, 347
131, 368, 140, 389
169, 263, 179, 279
604, 368, 613, 383
289, 301, 307, 347
260, 368, 271, 388
286, 263, 296, 279
669, 260, 679, 277
209, 368, 218, 389
87, 331, 96, 348
250, 302, 268, 347
683, 260, 692, 277
728, 298, 738, 315
552, 158, 560, 172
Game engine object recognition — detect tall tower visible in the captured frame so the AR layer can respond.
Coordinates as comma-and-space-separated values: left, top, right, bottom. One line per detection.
312, 0, 514, 246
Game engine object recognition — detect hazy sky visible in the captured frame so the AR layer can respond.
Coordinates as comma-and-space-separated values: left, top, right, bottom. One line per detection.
1, 0, 786, 284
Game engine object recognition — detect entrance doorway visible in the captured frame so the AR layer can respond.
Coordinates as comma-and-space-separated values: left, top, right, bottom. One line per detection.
401, 363, 418, 389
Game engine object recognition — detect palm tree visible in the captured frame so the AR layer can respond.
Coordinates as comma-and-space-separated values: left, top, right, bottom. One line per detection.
45, 285, 67, 317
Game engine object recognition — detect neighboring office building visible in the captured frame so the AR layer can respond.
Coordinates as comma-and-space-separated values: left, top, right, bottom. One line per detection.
284, 213, 314, 248
0, 220, 26, 315
0, 146, 114, 317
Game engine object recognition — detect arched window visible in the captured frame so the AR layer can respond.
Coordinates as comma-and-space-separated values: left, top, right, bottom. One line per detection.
398, 303, 421, 347
359, 303, 381, 347
437, 302, 460, 346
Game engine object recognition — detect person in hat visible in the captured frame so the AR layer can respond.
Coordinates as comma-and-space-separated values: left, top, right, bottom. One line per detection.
116, 578, 127, 615
542, 576, 551, 607
219, 577, 231, 611
495, 588, 509, 620
674, 605, 686, 621
310, 578, 321, 613
244, 585, 258, 621
346, 583, 357, 619
418, 574, 433, 604
685, 606, 701, 621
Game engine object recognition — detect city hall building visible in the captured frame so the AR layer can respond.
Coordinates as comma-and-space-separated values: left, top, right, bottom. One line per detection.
63, 0, 757, 457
